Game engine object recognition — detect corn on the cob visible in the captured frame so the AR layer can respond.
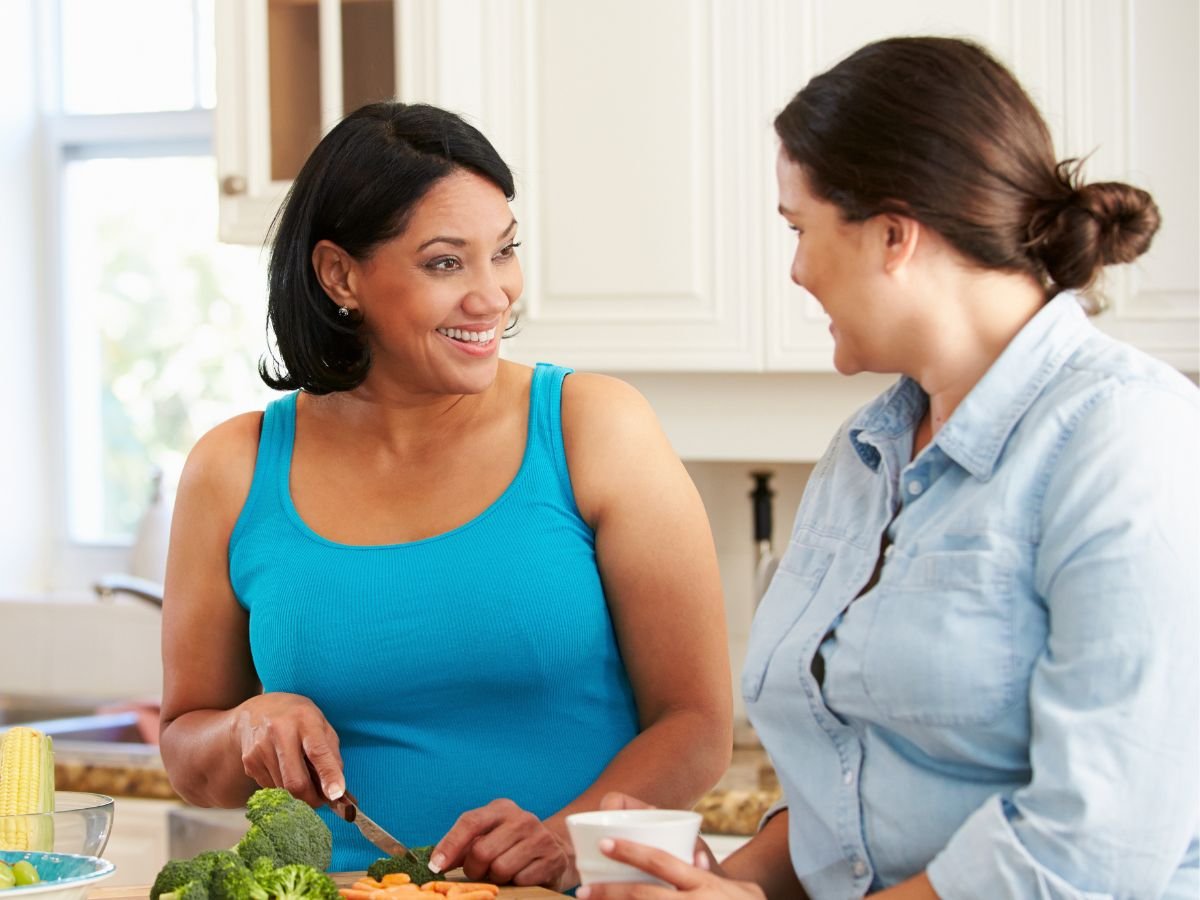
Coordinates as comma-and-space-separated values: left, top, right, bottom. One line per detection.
0, 726, 55, 851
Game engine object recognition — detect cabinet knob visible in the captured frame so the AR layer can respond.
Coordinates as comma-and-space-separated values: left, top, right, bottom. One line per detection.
220, 174, 247, 196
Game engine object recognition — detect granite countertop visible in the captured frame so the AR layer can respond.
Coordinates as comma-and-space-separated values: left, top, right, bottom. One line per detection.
693, 745, 780, 835
54, 741, 779, 836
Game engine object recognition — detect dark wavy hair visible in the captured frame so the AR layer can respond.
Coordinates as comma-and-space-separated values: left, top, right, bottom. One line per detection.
260, 102, 516, 393
774, 36, 1160, 311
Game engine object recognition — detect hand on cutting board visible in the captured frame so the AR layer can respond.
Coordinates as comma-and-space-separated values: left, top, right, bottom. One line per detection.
231, 691, 345, 809
429, 798, 572, 889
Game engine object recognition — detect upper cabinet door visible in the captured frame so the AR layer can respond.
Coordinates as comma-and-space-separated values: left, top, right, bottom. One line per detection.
1070, 0, 1198, 372
215, 0, 398, 244
425, 0, 773, 371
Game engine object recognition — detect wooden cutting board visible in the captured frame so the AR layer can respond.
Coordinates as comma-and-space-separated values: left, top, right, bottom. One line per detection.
88, 874, 564, 900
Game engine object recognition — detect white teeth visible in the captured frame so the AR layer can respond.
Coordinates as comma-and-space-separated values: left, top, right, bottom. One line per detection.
437, 326, 496, 344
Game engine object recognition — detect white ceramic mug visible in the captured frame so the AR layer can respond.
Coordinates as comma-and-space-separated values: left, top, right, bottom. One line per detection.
566, 809, 702, 886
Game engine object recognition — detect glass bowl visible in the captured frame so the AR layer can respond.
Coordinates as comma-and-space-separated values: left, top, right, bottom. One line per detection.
0, 850, 115, 900
0, 793, 114, 857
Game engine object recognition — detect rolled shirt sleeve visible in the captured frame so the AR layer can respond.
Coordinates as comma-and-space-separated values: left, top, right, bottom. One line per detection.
927, 384, 1200, 898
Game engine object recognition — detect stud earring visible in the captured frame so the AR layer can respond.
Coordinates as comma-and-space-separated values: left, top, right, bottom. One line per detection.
338, 306, 350, 318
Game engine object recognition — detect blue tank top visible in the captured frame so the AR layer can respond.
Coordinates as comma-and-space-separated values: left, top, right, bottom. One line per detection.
229, 363, 639, 872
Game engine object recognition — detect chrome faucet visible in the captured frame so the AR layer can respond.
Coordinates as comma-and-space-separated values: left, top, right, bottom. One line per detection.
93, 573, 164, 608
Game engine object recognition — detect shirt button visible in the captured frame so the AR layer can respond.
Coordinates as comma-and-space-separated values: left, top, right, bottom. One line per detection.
907, 480, 923, 495
843, 770, 854, 785
852, 859, 868, 878
883, 544, 894, 558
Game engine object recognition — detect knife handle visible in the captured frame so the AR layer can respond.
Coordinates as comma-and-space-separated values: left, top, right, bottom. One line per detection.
331, 792, 358, 823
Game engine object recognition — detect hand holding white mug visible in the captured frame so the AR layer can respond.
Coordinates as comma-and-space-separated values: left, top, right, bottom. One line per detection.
598, 792, 723, 874
574, 830, 764, 900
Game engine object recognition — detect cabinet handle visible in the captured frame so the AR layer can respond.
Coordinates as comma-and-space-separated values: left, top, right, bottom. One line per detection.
220, 174, 247, 196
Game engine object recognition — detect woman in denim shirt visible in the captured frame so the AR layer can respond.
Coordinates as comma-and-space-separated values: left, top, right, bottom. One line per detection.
580, 37, 1199, 900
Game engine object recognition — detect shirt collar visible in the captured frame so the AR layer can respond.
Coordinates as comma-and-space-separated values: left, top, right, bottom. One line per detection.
849, 378, 926, 471
847, 293, 1091, 479
936, 292, 1091, 481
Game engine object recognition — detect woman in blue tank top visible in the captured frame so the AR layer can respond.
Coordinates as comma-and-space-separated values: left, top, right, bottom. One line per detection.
158, 102, 732, 884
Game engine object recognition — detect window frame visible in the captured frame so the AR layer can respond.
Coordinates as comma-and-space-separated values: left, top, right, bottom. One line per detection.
38, 0, 218, 587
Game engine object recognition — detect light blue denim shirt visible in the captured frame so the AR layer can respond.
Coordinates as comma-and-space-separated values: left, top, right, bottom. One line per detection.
743, 293, 1200, 899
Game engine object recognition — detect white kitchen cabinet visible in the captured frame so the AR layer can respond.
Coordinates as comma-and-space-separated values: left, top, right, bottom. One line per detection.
1071, 0, 1200, 372
215, 0, 399, 244
214, 0, 1198, 373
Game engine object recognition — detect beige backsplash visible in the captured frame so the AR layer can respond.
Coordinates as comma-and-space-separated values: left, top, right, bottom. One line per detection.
0, 596, 162, 701
683, 461, 814, 725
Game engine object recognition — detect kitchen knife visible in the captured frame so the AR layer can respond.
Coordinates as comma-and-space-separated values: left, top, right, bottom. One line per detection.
750, 471, 780, 607
331, 791, 425, 865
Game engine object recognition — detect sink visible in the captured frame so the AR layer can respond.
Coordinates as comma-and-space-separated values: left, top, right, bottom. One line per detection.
0, 693, 159, 744
0, 695, 105, 726
0, 694, 161, 766
0, 694, 176, 800
21, 711, 145, 744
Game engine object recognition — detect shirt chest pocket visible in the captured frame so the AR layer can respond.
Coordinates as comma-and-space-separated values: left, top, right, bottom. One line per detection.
859, 549, 1020, 725
741, 545, 834, 704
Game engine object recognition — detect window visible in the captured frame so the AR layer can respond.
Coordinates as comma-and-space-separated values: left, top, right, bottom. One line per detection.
50, 0, 273, 544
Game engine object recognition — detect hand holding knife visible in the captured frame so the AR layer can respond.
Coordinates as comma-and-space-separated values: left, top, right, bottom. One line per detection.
304, 757, 427, 868
329, 790, 428, 868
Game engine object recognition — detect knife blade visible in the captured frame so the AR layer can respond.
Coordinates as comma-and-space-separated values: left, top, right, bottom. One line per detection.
331, 790, 425, 865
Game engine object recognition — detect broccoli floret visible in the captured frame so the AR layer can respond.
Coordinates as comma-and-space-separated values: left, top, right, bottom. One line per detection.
366, 846, 439, 885
250, 858, 276, 884
162, 881, 210, 900
235, 824, 281, 868
151, 859, 214, 900
155, 788, 334, 900
238, 788, 332, 871
196, 851, 244, 872
153, 850, 245, 900
257, 865, 340, 900
245, 788, 294, 824
209, 855, 268, 900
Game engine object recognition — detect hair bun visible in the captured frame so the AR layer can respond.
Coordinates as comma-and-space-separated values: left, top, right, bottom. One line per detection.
1030, 174, 1161, 291
1076, 182, 1160, 265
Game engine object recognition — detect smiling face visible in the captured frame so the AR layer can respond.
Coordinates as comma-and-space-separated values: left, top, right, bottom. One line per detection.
776, 148, 902, 376
338, 168, 523, 397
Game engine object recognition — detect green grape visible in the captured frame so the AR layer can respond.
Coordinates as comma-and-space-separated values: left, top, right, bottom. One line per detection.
0, 861, 15, 890
10, 862, 38, 886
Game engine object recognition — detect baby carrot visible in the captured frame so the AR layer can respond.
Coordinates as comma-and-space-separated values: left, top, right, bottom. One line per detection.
381, 874, 413, 886
339, 890, 376, 900
424, 883, 499, 895
446, 891, 497, 900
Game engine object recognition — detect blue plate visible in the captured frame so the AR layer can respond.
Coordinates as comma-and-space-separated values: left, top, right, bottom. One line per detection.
0, 851, 115, 897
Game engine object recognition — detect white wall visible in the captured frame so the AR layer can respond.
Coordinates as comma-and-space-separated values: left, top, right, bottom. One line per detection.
0, 0, 51, 593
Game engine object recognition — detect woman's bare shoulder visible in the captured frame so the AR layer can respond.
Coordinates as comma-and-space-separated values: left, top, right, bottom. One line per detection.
561, 372, 659, 437
560, 373, 679, 520
176, 410, 265, 519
